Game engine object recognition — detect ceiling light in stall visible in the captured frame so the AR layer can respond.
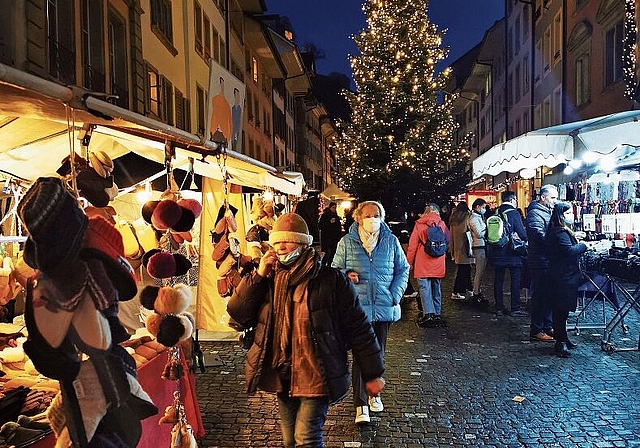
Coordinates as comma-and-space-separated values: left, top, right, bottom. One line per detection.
598, 155, 617, 172
581, 151, 600, 164
263, 190, 274, 201
340, 200, 352, 210
563, 165, 574, 175
137, 181, 152, 202
568, 159, 583, 169
519, 168, 536, 179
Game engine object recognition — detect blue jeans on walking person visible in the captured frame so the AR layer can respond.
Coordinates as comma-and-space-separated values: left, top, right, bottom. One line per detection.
417, 278, 442, 315
277, 394, 329, 447
529, 268, 553, 335
493, 266, 522, 312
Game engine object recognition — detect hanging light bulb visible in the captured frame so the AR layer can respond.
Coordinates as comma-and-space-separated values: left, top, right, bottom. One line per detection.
189, 171, 197, 190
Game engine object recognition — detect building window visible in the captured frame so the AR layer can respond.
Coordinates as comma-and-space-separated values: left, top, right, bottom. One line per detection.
552, 86, 562, 125
213, 27, 220, 63
220, 38, 227, 67
147, 65, 160, 117
47, 0, 76, 84
515, 16, 521, 54
544, 25, 552, 72
605, 20, 623, 86
108, 10, 128, 109
194, 2, 202, 55
252, 57, 259, 83
523, 55, 530, 94
175, 89, 185, 130
515, 64, 521, 101
575, 53, 590, 106
196, 84, 206, 136
162, 77, 174, 125
151, 0, 173, 44
523, 7, 529, 40
553, 10, 562, 63
203, 15, 211, 61
81, 0, 105, 93
507, 26, 513, 61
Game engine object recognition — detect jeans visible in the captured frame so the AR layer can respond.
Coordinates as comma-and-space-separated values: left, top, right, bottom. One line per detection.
472, 248, 487, 295
277, 394, 330, 447
417, 278, 442, 315
529, 268, 553, 335
493, 266, 522, 311
453, 264, 472, 294
352, 321, 389, 408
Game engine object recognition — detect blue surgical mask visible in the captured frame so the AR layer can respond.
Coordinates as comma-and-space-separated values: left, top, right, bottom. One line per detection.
479, 208, 486, 215
278, 247, 301, 266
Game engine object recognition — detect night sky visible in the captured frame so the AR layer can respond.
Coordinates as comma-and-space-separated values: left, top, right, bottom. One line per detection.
264, 0, 504, 81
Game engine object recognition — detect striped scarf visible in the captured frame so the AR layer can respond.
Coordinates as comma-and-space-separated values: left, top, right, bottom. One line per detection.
270, 247, 321, 369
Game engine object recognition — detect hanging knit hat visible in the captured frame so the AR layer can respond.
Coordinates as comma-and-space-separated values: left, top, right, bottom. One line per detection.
18, 177, 88, 273
268, 213, 313, 246
81, 216, 137, 301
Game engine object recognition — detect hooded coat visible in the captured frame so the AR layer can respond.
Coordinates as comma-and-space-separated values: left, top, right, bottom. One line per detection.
406, 212, 451, 279
487, 203, 528, 267
332, 221, 409, 323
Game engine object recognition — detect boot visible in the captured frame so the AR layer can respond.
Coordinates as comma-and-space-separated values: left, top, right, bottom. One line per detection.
566, 339, 577, 350
554, 341, 571, 358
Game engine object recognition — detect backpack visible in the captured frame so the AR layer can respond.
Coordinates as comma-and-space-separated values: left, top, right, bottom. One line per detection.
485, 210, 512, 247
423, 222, 447, 257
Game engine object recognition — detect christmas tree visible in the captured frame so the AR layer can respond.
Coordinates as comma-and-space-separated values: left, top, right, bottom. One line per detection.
335, 0, 470, 216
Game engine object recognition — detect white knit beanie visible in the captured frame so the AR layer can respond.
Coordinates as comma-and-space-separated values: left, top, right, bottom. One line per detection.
268, 213, 313, 246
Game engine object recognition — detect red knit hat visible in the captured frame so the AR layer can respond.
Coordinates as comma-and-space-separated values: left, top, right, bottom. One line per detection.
81, 216, 137, 301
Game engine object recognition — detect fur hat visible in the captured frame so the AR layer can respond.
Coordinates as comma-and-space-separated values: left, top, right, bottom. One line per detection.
18, 177, 88, 273
142, 200, 160, 225
156, 314, 193, 347
81, 216, 137, 301
76, 168, 115, 207
145, 251, 192, 279
151, 200, 195, 233
139, 283, 191, 315
178, 198, 202, 219
268, 213, 313, 246
89, 151, 114, 178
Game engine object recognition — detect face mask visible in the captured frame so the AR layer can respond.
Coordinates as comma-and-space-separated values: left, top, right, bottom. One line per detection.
565, 218, 574, 227
278, 247, 301, 266
361, 217, 381, 233
479, 208, 486, 215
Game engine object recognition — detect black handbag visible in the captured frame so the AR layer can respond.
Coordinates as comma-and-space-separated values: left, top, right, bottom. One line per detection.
509, 232, 528, 256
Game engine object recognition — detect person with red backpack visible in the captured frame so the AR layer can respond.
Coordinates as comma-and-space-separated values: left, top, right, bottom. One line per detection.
406, 203, 451, 328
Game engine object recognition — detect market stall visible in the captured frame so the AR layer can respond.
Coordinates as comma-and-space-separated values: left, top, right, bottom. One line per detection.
0, 62, 306, 447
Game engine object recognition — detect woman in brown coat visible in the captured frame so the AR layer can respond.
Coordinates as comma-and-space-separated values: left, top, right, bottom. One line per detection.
449, 202, 475, 300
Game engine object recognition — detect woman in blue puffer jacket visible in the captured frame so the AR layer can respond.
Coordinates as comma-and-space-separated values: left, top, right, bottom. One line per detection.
332, 201, 409, 424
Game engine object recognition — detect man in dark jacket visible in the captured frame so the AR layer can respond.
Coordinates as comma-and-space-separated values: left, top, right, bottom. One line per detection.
227, 213, 385, 447
318, 201, 342, 266
525, 185, 558, 341
489, 191, 529, 317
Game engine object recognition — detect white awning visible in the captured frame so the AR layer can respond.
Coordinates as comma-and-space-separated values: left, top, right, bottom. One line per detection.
472, 110, 640, 179
0, 63, 305, 196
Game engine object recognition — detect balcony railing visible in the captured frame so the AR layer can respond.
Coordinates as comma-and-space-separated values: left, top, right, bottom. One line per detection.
111, 81, 129, 109
47, 39, 76, 85
84, 64, 106, 93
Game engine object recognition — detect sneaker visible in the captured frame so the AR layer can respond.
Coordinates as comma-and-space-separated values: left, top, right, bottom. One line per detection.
451, 293, 466, 300
355, 406, 370, 424
510, 310, 529, 317
417, 313, 435, 328
495, 308, 504, 316
530, 332, 554, 342
368, 396, 384, 412
403, 291, 419, 298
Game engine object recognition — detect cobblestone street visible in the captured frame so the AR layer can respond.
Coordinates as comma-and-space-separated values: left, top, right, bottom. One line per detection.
195, 262, 640, 447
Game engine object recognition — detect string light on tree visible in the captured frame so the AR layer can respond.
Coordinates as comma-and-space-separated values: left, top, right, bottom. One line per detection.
623, 0, 637, 100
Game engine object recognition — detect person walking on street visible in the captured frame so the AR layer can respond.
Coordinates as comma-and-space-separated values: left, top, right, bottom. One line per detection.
318, 201, 342, 266
406, 203, 451, 328
227, 213, 385, 447
546, 202, 588, 358
468, 198, 489, 306
525, 185, 558, 342
332, 201, 409, 424
449, 202, 474, 301
489, 191, 529, 317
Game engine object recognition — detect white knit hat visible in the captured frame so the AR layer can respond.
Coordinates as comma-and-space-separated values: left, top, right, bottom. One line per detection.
268, 213, 313, 246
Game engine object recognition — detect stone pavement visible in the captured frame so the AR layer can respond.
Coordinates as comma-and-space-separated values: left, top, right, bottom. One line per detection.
194, 262, 640, 447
